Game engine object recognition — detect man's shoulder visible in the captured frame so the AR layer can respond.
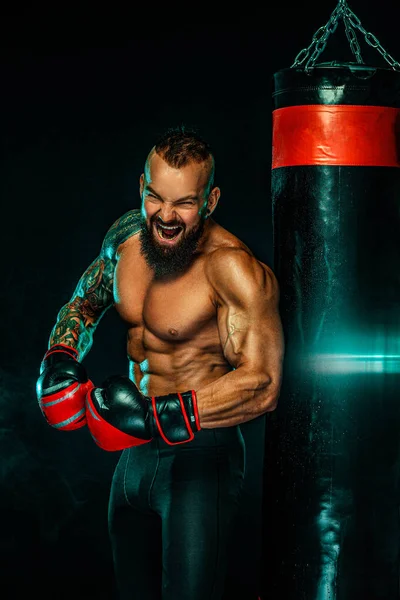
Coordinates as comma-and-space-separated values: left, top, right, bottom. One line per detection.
205, 228, 276, 293
205, 224, 258, 271
206, 245, 265, 283
101, 209, 141, 260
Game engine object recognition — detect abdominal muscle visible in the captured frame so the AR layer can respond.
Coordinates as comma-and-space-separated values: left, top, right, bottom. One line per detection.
127, 326, 231, 397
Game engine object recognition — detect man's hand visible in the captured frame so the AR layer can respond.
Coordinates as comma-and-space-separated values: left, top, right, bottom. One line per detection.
86, 375, 201, 451
36, 344, 94, 430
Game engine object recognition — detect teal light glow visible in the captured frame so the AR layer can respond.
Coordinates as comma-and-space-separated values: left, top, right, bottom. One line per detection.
307, 354, 400, 374
129, 359, 151, 394
315, 495, 341, 600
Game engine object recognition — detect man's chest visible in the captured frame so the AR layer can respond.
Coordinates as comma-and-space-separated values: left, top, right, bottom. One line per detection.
113, 245, 218, 342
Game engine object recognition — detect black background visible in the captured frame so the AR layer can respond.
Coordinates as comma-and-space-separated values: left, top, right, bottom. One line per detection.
1, 2, 399, 599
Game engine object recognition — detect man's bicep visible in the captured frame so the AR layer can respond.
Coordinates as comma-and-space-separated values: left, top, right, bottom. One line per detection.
221, 288, 284, 378
213, 252, 284, 382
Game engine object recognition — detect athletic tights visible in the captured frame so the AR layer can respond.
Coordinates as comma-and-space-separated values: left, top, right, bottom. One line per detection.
108, 424, 246, 600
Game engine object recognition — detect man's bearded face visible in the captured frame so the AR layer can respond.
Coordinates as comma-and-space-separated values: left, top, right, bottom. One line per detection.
139, 153, 211, 278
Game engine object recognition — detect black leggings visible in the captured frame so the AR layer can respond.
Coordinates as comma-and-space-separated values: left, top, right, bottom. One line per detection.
108, 426, 246, 600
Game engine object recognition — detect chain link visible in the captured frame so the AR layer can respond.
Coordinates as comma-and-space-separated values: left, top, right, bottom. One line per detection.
291, 4, 343, 70
343, 12, 363, 64
291, 0, 400, 72
344, 6, 400, 70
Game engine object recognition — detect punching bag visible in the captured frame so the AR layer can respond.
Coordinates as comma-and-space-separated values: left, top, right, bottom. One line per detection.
262, 64, 400, 600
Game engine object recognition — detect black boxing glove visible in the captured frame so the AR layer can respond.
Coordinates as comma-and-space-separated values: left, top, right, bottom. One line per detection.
86, 375, 201, 450
149, 388, 201, 445
36, 344, 94, 431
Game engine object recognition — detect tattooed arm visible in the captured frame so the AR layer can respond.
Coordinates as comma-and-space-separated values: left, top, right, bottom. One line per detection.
48, 209, 142, 359
48, 255, 113, 359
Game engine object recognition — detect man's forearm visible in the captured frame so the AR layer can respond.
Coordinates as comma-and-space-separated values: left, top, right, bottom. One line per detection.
49, 297, 96, 359
195, 368, 279, 428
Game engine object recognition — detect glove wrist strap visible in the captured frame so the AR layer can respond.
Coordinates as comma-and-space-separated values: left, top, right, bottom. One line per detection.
44, 343, 79, 360
151, 390, 200, 446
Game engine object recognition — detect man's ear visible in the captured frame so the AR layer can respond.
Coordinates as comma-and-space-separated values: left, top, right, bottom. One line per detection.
139, 174, 144, 198
207, 187, 221, 217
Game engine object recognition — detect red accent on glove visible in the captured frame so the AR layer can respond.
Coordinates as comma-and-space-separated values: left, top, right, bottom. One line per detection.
43, 343, 80, 360
39, 380, 94, 431
85, 389, 151, 452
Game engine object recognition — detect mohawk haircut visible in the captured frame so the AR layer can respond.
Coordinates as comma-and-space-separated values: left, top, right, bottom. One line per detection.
154, 125, 215, 187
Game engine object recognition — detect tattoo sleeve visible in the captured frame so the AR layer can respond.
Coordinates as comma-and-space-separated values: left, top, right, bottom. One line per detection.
47, 209, 141, 359
48, 255, 115, 359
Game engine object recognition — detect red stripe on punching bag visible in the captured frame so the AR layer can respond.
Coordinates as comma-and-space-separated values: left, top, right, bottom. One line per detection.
272, 105, 400, 169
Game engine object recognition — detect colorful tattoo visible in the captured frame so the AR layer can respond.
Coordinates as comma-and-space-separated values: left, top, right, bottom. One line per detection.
48, 209, 141, 358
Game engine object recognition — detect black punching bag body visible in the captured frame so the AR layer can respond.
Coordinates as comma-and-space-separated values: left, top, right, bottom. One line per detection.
263, 65, 400, 600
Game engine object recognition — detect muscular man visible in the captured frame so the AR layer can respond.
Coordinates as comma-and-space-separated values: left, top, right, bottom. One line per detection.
36, 127, 284, 600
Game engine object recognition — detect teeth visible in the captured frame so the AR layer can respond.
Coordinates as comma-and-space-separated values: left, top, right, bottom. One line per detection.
158, 224, 181, 230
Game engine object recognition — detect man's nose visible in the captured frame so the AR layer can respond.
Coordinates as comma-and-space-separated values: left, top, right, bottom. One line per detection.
158, 205, 177, 223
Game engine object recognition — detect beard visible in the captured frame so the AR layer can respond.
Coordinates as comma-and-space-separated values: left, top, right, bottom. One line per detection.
139, 215, 206, 278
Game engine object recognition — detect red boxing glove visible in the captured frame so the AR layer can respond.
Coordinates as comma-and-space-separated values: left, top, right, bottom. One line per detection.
85, 385, 151, 451
36, 344, 94, 431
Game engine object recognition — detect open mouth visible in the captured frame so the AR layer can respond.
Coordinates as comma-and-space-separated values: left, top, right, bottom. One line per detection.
154, 222, 184, 242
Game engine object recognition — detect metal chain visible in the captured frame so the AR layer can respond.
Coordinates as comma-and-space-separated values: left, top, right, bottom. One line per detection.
343, 6, 400, 70
342, 11, 364, 64
291, 3, 344, 70
291, 0, 400, 72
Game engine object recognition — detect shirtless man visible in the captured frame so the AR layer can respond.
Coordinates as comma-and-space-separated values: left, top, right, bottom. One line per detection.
36, 127, 284, 600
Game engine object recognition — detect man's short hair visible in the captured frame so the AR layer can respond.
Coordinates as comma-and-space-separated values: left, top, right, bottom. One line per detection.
154, 125, 215, 187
